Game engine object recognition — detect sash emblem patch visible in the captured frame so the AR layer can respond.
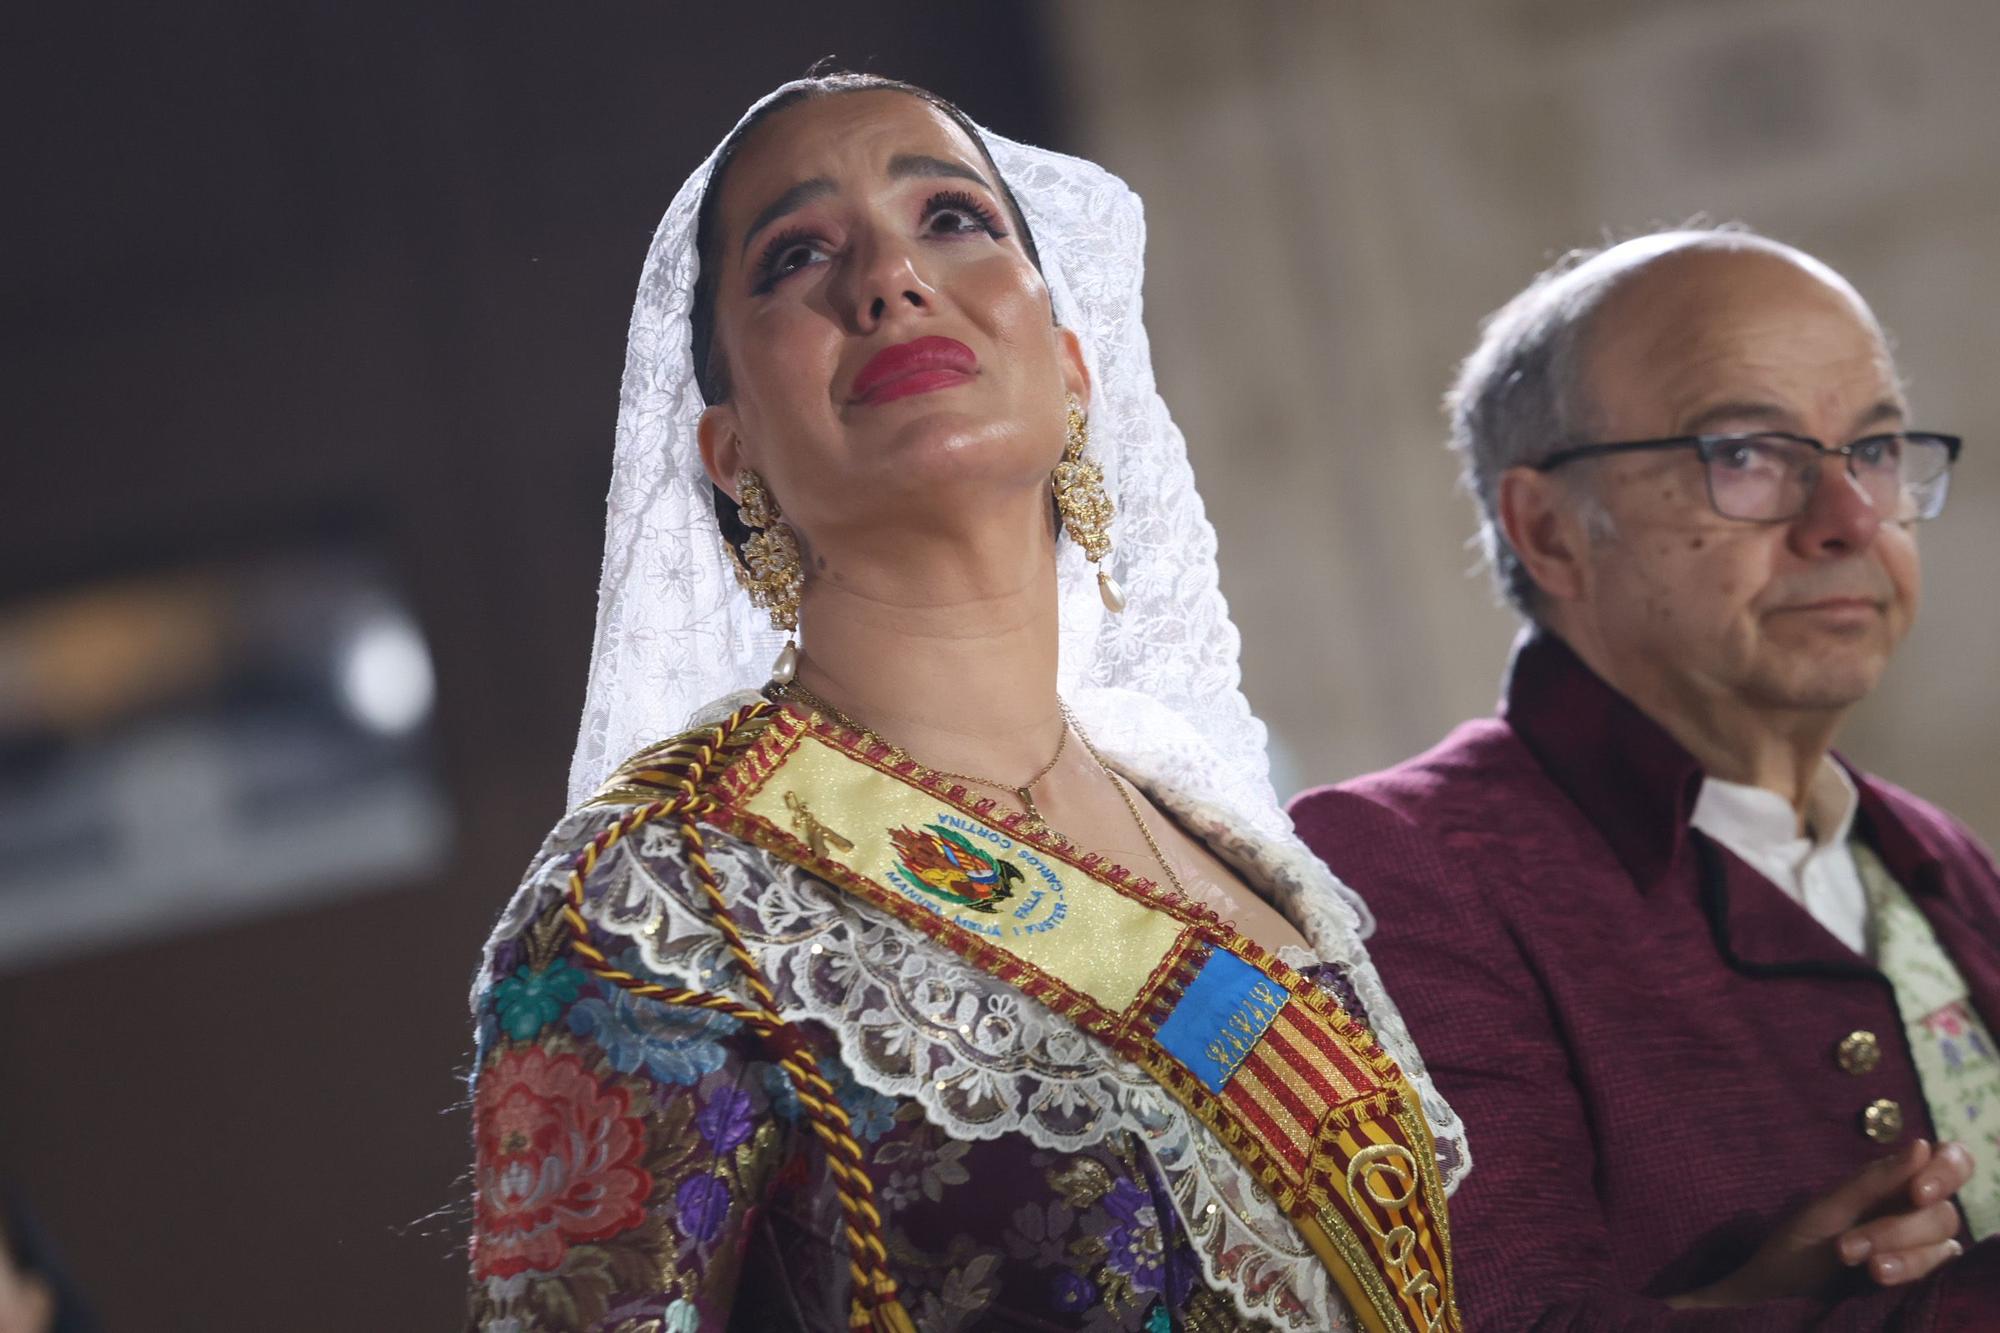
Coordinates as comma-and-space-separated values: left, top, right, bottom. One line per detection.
889, 822, 1024, 911
1156, 947, 1285, 1092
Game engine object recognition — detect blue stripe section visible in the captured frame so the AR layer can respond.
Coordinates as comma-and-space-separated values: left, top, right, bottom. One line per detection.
1154, 949, 1286, 1093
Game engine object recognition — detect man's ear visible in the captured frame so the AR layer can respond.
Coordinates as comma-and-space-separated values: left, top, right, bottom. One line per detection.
697, 404, 743, 498
1058, 327, 1091, 407
1497, 466, 1590, 604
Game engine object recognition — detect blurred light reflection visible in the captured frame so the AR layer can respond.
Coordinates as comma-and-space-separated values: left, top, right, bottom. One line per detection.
0, 539, 450, 972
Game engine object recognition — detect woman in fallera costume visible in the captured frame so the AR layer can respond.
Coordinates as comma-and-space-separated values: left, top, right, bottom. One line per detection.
467, 73, 1466, 1333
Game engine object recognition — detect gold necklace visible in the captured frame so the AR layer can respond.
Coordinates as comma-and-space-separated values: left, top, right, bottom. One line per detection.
781, 680, 1070, 836
1059, 700, 1191, 901
777, 681, 1189, 899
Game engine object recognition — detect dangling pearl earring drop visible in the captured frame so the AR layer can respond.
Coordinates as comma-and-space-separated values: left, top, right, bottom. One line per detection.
770, 638, 799, 685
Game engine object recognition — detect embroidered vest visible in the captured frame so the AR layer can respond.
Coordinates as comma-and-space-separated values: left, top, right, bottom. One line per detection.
587, 702, 1461, 1333
1856, 841, 2000, 1239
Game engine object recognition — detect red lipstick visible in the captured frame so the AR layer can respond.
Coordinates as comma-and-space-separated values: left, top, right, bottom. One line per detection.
849, 336, 977, 405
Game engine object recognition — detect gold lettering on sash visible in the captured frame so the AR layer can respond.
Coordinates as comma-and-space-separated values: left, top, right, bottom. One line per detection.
1401, 1271, 1442, 1316
783, 790, 854, 861
1351, 1143, 1417, 1211
1380, 1225, 1415, 1269
1346, 1143, 1447, 1333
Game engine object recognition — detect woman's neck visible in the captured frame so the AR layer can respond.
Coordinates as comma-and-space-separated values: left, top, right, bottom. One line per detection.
788, 521, 1065, 785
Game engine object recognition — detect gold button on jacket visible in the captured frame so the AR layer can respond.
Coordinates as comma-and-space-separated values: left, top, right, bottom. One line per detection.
1837, 1030, 1881, 1075
1862, 1098, 1904, 1143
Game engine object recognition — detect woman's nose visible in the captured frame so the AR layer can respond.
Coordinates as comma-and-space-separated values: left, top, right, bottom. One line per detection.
843, 232, 935, 331
867, 287, 926, 322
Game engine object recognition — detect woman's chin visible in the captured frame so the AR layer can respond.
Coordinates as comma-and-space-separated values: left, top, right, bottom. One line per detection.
861, 412, 1052, 491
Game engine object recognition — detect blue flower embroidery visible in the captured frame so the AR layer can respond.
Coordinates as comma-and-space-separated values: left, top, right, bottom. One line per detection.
1052, 1271, 1097, 1312
757, 1062, 803, 1122
824, 1053, 898, 1143
567, 988, 741, 1085
1100, 1177, 1168, 1295
695, 1085, 756, 1154
676, 1173, 732, 1243
490, 959, 588, 1040
843, 1090, 898, 1144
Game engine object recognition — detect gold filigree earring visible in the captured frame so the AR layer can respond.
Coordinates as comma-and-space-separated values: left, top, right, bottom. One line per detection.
1053, 394, 1123, 612
732, 468, 804, 682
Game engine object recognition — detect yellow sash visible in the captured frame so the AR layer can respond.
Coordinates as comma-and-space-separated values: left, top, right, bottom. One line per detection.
604, 706, 1459, 1333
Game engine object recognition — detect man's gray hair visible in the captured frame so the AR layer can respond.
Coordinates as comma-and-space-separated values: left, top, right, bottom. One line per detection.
1448, 224, 1786, 614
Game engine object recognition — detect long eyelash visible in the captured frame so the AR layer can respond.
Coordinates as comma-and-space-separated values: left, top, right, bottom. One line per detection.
924, 189, 1006, 237
752, 225, 818, 294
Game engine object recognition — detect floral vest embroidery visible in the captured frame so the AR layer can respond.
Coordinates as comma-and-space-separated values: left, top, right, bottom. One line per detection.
1856, 841, 2000, 1239
599, 702, 1460, 1333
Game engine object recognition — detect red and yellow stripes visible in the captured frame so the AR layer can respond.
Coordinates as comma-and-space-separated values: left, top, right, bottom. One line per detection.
1221, 1003, 1376, 1175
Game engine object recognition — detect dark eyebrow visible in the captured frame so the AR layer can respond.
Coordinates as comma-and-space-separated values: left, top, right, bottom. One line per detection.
1677, 398, 1909, 440
886, 153, 992, 190
739, 176, 836, 260
1848, 399, 1906, 435
1679, 401, 1798, 436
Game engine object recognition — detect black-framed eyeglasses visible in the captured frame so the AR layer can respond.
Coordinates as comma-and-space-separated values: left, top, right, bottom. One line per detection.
1534, 431, 1962, 523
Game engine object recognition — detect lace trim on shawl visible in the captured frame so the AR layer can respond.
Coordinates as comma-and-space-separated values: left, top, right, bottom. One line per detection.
488, 815, 1337, 1331
480, 774, 1467, 1333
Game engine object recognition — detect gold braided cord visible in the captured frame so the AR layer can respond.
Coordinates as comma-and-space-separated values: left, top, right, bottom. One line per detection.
558, 704, 913, 1332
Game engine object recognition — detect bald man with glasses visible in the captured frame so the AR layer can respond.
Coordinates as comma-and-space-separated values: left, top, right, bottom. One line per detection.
1292, 230, 2000, 1329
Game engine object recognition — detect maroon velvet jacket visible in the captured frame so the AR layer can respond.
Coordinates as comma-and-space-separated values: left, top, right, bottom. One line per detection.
1290, 632, 2000, 1331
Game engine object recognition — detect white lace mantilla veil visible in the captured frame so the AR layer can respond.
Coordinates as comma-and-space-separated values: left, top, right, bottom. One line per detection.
560, 83, 1468, 1262
569, 80, 1290, 829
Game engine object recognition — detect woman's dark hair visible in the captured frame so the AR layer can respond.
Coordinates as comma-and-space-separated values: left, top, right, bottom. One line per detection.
687, 70, 1047, 555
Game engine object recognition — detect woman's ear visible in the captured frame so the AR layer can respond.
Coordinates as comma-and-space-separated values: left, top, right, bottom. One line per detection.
1058, 327, 1092, 409
697, 404, 744, 497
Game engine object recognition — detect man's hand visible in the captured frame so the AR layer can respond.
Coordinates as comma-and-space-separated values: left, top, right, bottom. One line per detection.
1667, 1139, 1974, 1308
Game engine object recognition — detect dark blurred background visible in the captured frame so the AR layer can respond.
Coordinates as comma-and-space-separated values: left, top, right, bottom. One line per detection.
5, 3, 1997, 1330
1, 6, 1058, 1330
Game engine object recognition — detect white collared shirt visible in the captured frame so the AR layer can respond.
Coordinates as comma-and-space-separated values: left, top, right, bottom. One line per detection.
1689, 757, 1872, 957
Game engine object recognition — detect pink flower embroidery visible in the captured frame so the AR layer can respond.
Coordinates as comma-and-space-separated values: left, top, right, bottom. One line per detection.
473, 1046, 652, 1279
1923, 1003, 1971, 1039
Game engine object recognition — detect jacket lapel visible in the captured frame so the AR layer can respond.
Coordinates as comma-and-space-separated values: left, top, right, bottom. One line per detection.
1692, 832, 1877, 980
